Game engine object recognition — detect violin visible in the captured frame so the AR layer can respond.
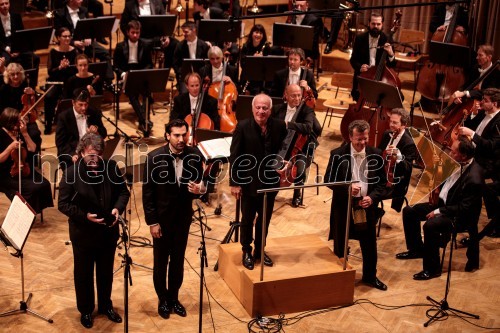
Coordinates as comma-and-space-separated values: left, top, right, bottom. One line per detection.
185, 78, 214, 146
301, 57, 316, 109
383, 128, 401, 187
9, 127, 31, 178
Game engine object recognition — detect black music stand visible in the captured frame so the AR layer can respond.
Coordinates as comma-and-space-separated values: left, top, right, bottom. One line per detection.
197, 19, 241, 44
138, 15, 177, 39
11, 27, 52, 54
123, 68, 170, 137
236, 95, 284, 122
73, 16, 116, 61
57, 96, 104, 112
357, 76, 403, 145
243, 56, 288, 92
429, 41, 470, 68
272, 23, 314, 51
23, 69, 39, 89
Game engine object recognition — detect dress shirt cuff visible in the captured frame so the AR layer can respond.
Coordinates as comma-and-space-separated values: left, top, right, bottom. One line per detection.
5, 46, 10, 53
388, 55, 395, 62
149, 223, 159, 227
433, 208, 441, 215
465, 90, 470, 98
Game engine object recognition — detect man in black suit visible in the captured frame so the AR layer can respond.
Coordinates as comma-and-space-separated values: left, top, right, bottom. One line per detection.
349, 12, 396, 101
377, 108, 417, 212
397, 136, 484, 277
199, 45, 238, 87
58, 132, 129, 329
193, 0, 224, 24
429, 2, 468, 34
113, 20, 154, 134
172, 21, 210, 93
56, 88, 107, 168
289, 0, 323, 62
272, 83, 316, 207
270, 48, 317, 99
142, 119, 205, 319
458, 88, 500, 240
324, 119, 389, 290
230, 94, 288, 270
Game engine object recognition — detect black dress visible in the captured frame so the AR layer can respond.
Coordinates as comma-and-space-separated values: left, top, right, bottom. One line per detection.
0, 82, 27, 111
0, 128, 53, 213
63, 75, 103, 99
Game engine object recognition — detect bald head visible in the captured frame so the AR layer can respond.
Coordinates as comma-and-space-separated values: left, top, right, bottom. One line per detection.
285, 84, 302, 108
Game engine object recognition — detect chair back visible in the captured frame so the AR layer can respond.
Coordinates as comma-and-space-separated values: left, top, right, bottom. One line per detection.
398, 29, 425, 52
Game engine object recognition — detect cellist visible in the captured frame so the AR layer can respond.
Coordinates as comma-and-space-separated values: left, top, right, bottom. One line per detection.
200, 46, 239, 92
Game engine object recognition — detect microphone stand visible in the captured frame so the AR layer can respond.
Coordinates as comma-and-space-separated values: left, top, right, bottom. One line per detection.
117, 216, 132, 333
192, 200, 208, 333
104, 0, 114, 55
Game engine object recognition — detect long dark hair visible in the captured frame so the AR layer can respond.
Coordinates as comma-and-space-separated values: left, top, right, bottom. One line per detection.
245, 24, 267, 49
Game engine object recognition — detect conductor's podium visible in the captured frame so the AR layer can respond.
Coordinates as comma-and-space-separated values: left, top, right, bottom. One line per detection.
218, 234, 355, 317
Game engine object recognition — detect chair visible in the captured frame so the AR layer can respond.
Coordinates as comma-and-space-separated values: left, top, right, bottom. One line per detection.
394, 29, 425, 82
321, 72, 353, 133
376, 196, 409, 237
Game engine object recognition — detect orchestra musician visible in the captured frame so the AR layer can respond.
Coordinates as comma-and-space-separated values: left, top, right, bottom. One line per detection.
396, 136, 484, 276
44, 27, 78, 134
54, 0, 105, 38
0, 107, 53, 214
377, 108, 417, 212
193, 0, 224, 23
323, 1, 344, 54
288, 0, 323, 64
142, 119, 205, 320
199, 46, 238, 87
64, 54, 102, 99
230, 94, 288, 270
349, 12, 396, 101
324, 120, 389, 291
270, 48, 317, 99
113, 20, 154, 135
272, 84, 316, 207
429, 1, 468, 34
0, 63, 35, 112
211, 0, 240, 17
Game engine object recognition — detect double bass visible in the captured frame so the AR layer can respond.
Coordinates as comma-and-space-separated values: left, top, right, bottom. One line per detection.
185, 79, 214, 146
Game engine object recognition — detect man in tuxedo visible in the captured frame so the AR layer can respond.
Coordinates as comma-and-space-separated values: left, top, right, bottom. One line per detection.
113, 20, 154, 134
272, 83, 316, 207
193, 0, 224, 24
289, 0, 323, 62
142, 119, 205, 319
349, 12, 396, 101
230, 94, 288, 270
199, 45, 238, 86
458, 88, 500, 240
377, 108, 417, 212
56, 88, 107, 168
397, 136, 484, 277
58, 132, 129, 329
172, 21, 210, 93
270, 48, 317, 99
324, 119, 388, 290
429, 2, 468, 34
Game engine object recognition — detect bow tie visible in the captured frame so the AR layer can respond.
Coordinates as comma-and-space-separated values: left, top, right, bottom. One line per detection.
77, 114, 87, 119
68, 8, 78, 14
187, 41, 196, 46
171, 151, 185, 159
353, 152, 366, 159
287, 106, 296, 112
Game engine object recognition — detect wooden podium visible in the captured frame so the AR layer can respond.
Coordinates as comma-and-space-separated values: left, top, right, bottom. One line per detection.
218, 234, 355, 317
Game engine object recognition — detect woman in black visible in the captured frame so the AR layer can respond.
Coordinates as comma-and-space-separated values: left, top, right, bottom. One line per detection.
44, 27, 78, 134
63, 54, 103, 99
0, 63, 36, 112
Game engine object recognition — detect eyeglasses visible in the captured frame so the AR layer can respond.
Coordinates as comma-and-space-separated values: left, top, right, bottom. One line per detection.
8, 72, 21, 77
60, 35, 72, 38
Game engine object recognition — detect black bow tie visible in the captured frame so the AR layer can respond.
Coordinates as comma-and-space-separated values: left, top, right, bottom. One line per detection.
171, 151, 185, 159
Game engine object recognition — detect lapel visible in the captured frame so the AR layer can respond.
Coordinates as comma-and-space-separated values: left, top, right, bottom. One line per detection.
447, 163, 471, 203
67, 109, 79, 138
123, 41, 130, 62
65, 8, 73, 28
482, 111, 500, 135
138, 40, 144, 63
132, 3, 140, 17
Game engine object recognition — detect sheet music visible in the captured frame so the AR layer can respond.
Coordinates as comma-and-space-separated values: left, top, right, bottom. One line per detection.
198, 137, 232, 160
0, 195, 35, 251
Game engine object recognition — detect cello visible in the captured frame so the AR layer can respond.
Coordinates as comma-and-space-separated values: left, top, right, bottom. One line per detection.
340, 11, 402, 147
185, 78, 214, 146
416, 3, 468, 102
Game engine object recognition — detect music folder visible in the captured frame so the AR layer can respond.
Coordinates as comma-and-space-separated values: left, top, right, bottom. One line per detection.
0, 194, 36, 253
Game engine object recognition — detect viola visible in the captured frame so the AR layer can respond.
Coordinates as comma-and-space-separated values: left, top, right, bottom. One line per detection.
382, 128, 401, 187
301, 57, 316, 109
19, 85, 56, 124
9, 131, 30, 178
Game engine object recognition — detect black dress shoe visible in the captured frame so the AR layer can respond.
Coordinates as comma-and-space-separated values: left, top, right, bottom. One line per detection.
413, 270, 441, 280
395, 250, 423, 260
80, 314, 93, 329
324, 43, 333, 54
465, 261, 479, 272
460, 237, 470, 247
98, 308, 122, 323
254, 252, 274, 267
158, 300, 170, 319
292, 196, 302, 208
242, 252, 254, 270
170, 300, 187, 317
362, 277, 387, 291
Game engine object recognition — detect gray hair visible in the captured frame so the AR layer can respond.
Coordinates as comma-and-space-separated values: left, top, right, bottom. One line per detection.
251, 93, 272, 109
76, 133, 105, 156
348, 120, 370, 136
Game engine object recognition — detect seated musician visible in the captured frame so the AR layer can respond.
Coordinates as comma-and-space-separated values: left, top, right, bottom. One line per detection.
193, 0, 225, 23
349, 12, 396, 101
0, 107, 53, 214
377, 108, 417, 213
64, 54, 102, 99
199, 46, 238, 87
272, 84, 316, 207
323, 1, 344, 54
429, 2, 468, 34
288, 0, 323, 64
113, 20, 154, 135
172, 21, 210, 94
451, 45, 500, 103
396, 137, 484, 276
56, 88, 107, 168
54, 0, 105, 38
44, 27, 78, 135
0, 63, 35, 112
270, 48, 317, 99
0, 0, 40, 80
53, 0, 114, 81
457, 88, 500, 242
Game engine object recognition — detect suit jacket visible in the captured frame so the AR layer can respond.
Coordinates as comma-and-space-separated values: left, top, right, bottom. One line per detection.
170, 92, 220, 130
324, 144, 388, 240
58, 159, 130, 247
193, 7, 225, 26
142, 145, 204, 225
229, 117, 288, 196
270, 67, 317, 99
198, 63, 239, 86
0, 12, 23, 52
172, 38, 210, 77
272, 102, 315, 135
466, 66, 500, 100
464, 110, 500, 179
113, 39, 153, 78
56, 107, 108, 158
120, 0, 165, 35
54, 5, 88, 33
378, 129, 417, 211
429, 4, 469, 33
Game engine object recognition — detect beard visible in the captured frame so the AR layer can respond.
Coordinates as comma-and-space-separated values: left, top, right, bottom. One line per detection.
369, 28, 381, 37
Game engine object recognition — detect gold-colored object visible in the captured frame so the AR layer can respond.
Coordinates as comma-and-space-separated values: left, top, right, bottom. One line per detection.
248, 0, 262, 13
175, 0, 184, 13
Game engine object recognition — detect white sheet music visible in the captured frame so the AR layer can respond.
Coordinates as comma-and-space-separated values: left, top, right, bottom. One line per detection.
198, 137, 232, 160
1, 195, 35, 251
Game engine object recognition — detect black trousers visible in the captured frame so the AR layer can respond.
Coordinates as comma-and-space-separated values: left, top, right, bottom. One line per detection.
152, 215, 191, 303
240, 192, 278, 254
71, 240, 116, 314
479, 180, 499, 238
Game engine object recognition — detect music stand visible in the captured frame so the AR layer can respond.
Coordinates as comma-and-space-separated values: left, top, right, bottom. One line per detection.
23, 69, 39, 89
429, 41, 470, 68
197, 19, 241, 44
180, 59, 207, 80
57, 95, 104, 112
123, 68, 170, 137
138, 15, 177, 39
73, 16, 116, 60
242, 56, 288, 92
272, 23, 314, 51
357, 76, 403, 145
236, 95, 283, 121
11, 27, 53, 54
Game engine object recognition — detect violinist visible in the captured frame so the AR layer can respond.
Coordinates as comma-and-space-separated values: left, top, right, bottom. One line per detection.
199, 46, 238, 87
63, 54, 102, 99
429, 1, 468, 34
397, 136, 484, 276
349, 12, 396, 101
377, 108, 417, 212
0, 107, 53, 214
44, 27, 78, 135
270, 48, 317, 99
0, 63, 35, 112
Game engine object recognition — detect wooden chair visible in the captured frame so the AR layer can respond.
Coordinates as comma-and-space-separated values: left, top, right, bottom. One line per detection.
322, 72, 353, 133
394, 29, 425, 82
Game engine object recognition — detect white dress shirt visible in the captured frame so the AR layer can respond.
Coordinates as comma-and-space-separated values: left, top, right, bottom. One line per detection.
139, 0, 151, 15
351, 144, 368, 197
67, 5, 80, 29
189, 94, 199, 113
187, 38, 198, 59
285, 105, 297, 123
1, 12, 11, 38
73, 109, 88, 139
128, 40, 139, 64
212, 66, 223, 82
474, 110, 499, 137
288, 68, 300, 85
202, 8, 211, 20
435, 159, 473, 214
